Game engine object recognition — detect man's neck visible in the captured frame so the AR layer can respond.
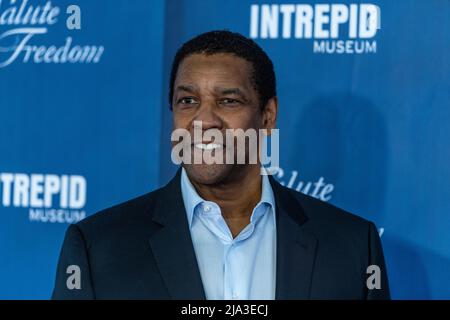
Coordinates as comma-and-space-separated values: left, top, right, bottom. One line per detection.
190, 165, 262, 223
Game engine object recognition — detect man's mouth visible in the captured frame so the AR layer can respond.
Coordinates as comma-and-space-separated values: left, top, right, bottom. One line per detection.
194, 143, 223, 150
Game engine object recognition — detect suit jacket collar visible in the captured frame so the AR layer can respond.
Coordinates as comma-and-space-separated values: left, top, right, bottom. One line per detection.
148, 169, 318, 300
269, 175, 318, 299
148, 169, 206, 299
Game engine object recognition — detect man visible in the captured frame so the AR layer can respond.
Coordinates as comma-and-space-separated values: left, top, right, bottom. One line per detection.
52, 30, 390, 299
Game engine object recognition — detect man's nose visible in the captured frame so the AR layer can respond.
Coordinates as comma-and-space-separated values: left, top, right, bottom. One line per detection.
192, 102, 223, 131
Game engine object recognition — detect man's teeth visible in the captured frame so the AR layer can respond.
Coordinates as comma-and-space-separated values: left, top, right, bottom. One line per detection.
195, 143, 222, 150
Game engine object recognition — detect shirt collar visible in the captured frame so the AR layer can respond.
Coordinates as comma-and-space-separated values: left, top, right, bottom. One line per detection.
180, 168, 204, 228
180, 168, 276, 228
259, 169, 276, 208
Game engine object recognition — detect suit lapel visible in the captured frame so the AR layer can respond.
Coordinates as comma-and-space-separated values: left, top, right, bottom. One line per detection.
147, 170, 318, 300
270, 176, 319, 299
148, 169, 206, 299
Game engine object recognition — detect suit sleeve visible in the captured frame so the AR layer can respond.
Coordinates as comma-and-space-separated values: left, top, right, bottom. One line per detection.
366, 221, 391, 300
51, 224, 95, 299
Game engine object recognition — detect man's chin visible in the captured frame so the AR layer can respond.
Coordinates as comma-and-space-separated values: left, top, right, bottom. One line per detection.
183, 163, 233, 186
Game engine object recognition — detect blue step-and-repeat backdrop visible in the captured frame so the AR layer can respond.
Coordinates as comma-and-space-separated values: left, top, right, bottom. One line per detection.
0, 0, 449, 299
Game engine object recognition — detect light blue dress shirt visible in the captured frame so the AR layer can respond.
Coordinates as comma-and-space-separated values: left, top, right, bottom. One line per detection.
180, 168, 277, 300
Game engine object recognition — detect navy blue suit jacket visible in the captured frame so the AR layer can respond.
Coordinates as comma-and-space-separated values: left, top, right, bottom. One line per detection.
52, 169, 390, 299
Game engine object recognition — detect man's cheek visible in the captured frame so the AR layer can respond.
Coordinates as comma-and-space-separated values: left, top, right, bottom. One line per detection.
172, 118, 188, 130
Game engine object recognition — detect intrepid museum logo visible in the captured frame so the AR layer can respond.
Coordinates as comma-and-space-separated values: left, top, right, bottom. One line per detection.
0, 172, 87, 223
250, 3, 381, 54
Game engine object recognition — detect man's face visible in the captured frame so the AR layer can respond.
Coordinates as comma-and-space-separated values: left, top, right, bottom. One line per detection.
171, 53, 276, 185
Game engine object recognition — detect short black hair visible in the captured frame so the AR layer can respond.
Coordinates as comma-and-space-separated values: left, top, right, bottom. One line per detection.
169, 30, 277, 110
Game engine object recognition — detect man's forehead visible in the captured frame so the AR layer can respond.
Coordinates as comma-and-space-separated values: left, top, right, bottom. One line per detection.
175, 54, 253, 89
178, 52, 251, 72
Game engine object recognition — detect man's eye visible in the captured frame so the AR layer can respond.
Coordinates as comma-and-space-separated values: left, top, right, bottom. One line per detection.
177, 97, 198, 105
219, 98, 240, 106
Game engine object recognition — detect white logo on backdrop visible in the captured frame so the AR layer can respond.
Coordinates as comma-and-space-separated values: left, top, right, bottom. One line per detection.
271, 167, 334, 201
250, 3, 381, 54
0, 173, 86, 223
0, 0, 104, 67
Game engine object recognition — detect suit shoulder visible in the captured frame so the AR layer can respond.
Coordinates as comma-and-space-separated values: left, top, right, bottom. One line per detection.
285, 186, 374, 230
281, 186, 379, 259
74, 186, 165, 242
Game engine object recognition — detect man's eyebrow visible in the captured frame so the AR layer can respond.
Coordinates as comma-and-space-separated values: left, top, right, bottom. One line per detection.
215, 87, 248, 99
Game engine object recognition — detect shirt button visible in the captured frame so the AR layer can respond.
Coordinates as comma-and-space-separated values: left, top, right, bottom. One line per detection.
203, 204, 211, 212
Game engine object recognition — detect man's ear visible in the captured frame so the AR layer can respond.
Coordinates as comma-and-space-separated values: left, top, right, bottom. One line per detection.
262, 96, 278, 133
